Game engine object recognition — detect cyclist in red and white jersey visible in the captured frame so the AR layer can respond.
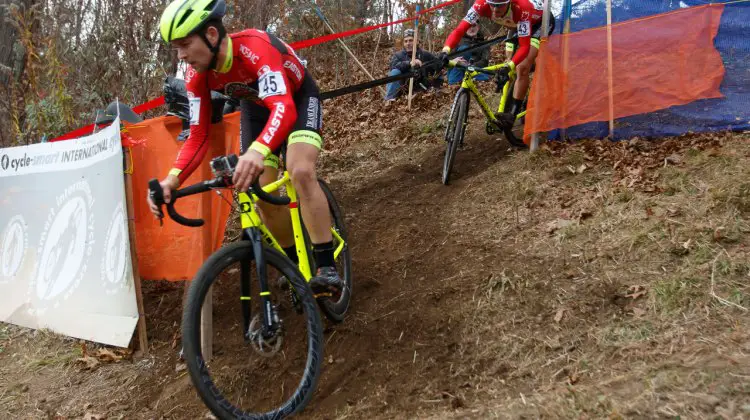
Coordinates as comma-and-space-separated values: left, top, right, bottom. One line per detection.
440, 0, 555, 126
147, 0, 344, 295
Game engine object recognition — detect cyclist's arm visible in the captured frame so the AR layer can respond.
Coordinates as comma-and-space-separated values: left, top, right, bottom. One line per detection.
444, 20, 474, 52
509, 22, 533, 68
443, 2, 487, 52
170, 69, 213, 185
246, 56, 298, 158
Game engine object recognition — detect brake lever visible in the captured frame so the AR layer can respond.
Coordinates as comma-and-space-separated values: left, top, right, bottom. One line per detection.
147, 178, 166, 227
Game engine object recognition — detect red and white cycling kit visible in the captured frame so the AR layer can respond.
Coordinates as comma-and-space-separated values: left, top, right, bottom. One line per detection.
170, 29, 319, 183
444, 0, 546, 68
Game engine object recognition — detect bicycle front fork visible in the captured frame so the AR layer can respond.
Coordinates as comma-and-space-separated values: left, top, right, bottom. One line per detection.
241, 227, 279, 341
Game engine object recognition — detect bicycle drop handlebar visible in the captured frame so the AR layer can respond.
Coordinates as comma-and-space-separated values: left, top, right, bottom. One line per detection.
148, 154, 291, 228
450, 62, 499, 77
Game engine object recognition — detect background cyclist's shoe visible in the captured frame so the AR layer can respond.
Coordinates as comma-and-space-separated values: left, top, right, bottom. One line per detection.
310, 267, 344, 296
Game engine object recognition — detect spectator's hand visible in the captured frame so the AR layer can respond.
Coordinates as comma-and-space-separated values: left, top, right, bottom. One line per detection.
454, 57, 469, 67
411, 59, 423, 68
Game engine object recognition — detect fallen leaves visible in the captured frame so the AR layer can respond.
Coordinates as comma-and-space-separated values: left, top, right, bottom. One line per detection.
75, 343, 130, 371
544, 132, 727, 192
625, 285, 648, 300
554, 308, 566, 323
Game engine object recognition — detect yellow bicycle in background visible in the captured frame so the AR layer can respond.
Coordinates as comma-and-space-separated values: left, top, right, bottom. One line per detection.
442, 61, 528, 185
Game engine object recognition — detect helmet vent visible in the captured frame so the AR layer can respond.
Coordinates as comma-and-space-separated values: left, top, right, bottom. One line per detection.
177, 9, 193, 27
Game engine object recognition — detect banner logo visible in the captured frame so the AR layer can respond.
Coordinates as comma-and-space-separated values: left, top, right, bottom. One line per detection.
102, 202, 130, 295
0, 215, 27, 283
29, 180, 95, 312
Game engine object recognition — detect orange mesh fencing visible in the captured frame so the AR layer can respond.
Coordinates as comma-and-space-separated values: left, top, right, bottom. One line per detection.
525, 4, 726, 140
124, 113, 241, 281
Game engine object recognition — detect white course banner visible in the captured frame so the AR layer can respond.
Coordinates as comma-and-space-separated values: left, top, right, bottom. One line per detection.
0, 118, 138, 347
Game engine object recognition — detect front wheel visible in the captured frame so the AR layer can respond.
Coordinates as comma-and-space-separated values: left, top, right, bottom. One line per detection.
182, 241, 324, 419
442, 89, 469, 185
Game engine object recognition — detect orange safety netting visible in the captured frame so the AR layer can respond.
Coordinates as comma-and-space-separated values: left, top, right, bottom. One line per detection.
125, 114, 241, 281
525, 4, 726, 140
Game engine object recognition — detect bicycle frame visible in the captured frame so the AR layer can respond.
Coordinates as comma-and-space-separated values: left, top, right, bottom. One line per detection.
235, 171, 346, 336
454, 63, 528, 125
237, 171, 346, 281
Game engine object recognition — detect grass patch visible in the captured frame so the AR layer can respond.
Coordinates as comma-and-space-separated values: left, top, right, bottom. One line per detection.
652, 276, 703, 313
0, 325, 8, 354
598, 322, 654, 347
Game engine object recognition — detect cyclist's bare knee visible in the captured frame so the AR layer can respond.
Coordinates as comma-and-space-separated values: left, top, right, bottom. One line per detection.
287, 143, 320, 197
289, 164, 317, 196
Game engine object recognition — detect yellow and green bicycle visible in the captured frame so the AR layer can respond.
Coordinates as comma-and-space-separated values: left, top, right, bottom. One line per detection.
148, 153, 351, 418
442, 60, 527, 185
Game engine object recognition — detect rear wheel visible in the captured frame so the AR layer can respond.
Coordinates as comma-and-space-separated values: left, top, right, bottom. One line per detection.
442, 89, 469, 185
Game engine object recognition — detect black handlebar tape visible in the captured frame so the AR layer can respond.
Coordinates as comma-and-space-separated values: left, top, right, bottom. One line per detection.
173, 181, 212, 199
453, 62, 498, 76
166, 201, 205, 227
166, 181, 214, 228
251, 180, 291, 206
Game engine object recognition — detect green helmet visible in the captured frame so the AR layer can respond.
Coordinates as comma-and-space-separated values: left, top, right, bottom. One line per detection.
160, 0, 226, 43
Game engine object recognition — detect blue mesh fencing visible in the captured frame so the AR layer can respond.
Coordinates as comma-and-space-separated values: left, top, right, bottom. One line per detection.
548, 0, 750, 140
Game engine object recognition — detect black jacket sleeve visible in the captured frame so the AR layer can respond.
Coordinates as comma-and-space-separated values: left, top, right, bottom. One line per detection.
390, 50, 412, 73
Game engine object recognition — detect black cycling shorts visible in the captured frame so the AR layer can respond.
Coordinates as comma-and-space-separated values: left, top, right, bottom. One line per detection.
505, 14, 556, 52
239, 72, 323, 168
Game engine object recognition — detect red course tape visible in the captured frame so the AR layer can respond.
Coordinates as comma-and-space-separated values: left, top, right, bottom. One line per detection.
51, 0, 460, 142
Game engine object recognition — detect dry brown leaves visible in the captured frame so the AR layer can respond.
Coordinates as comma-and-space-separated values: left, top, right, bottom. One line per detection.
325, 86, 454, 153
544, 132, 729, 192
75, 343, 131, 371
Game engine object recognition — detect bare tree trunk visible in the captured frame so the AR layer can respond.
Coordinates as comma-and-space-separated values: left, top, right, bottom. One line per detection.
355, 0, 370, 26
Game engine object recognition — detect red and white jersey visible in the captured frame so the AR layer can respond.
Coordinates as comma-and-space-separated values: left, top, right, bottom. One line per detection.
444, 0, 544, 66
173, 29, 307, 183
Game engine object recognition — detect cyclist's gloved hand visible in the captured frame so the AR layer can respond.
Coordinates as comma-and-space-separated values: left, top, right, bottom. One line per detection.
437, 47, 451, 69
495, 66, 512, 93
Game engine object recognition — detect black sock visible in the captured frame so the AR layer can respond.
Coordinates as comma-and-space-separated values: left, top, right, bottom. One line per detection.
509, 97, 522, 116
313, 241, 335, 268
283, 245, 299, 265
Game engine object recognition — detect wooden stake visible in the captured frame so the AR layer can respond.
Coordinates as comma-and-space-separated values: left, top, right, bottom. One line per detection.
606, 0, 615, 139
408, 5, 421, 110
200, 158, 213, 361
123, 147, 149, 356
530, 0, 552, 151
560, 0, 572, 141
318, 13, 386, 97
372, 28, 383, 73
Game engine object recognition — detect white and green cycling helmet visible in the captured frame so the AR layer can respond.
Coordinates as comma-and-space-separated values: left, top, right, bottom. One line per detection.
486, 0, 511, 5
